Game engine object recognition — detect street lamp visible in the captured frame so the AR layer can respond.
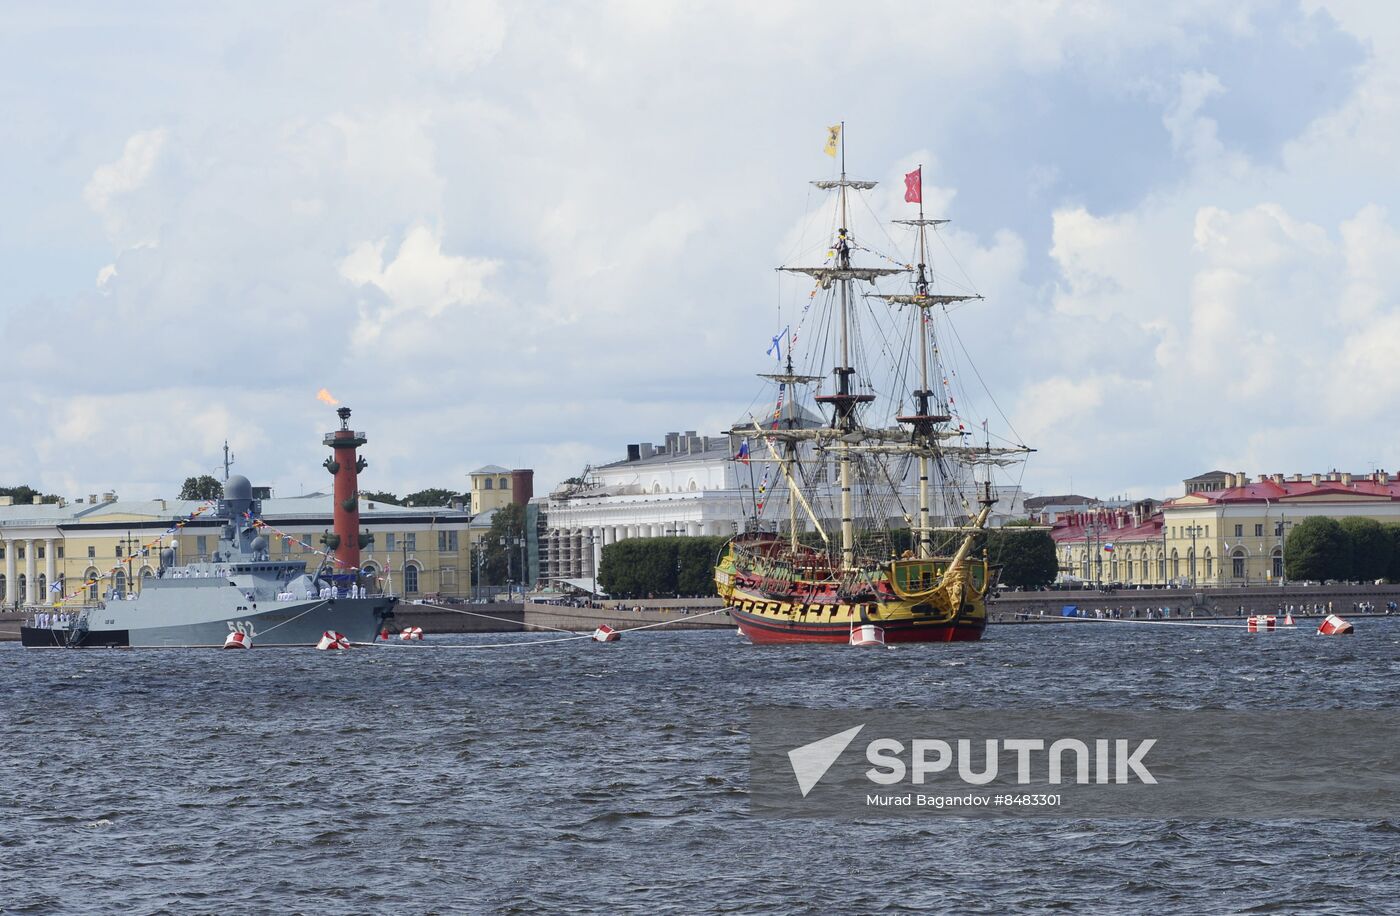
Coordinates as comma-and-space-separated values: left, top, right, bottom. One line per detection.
1184, 523, 1204, 588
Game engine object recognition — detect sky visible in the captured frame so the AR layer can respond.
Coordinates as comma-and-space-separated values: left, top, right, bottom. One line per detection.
1, 1, 1397, 504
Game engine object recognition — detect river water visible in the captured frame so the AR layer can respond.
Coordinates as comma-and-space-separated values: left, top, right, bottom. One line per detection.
2, 619, 1397, 914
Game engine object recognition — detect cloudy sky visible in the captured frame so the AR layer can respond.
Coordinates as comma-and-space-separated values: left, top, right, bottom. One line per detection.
1, 1, 1396, 504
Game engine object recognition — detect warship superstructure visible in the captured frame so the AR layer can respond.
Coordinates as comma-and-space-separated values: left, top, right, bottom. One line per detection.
20, 408, 396, 648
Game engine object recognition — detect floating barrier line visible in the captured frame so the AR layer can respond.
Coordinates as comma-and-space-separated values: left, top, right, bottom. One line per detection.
415, 602, 580, 635
352, 607, 731, 650
1049, 616, 1305, 631
255, 600, 331, 638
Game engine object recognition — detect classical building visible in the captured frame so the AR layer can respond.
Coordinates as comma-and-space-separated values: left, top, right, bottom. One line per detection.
469, 465, 533, 515
540, 421, 1027, 584
1051, 469, 1400, 587
1052, 501, 1168, 586
0, 491, 474, 608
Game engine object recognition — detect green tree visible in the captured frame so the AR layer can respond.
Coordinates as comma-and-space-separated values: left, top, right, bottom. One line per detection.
482, 503, 527, 585
178, 475, 223, 500
987, 528, 1059, 588
1384, 524, 1400, 581
0, 485, 59, 505
1339, 516, 1389, 582
1284, 516, 1348, 581
599, 538, 678, 598
360, 490, 400, 505
404, 488, 463, 507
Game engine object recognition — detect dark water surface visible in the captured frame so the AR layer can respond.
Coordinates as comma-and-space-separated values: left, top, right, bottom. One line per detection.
2, 620, 1398, 914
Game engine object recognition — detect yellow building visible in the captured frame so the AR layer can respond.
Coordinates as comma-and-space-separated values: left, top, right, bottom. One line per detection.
469, 465, 518, 515
0, 491, 475, 608
1050, 470, 1400, 589
1162, 470, 1400, 586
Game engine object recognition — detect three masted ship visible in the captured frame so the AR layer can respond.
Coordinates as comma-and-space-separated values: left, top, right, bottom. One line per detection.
715, 127, 1032, 644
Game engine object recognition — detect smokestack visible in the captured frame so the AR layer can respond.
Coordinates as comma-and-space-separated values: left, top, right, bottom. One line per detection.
323, 406, 368, 575
511, 469, 534, 507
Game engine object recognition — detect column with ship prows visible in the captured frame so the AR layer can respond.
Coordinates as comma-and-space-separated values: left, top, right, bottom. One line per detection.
323, 406, 370, 577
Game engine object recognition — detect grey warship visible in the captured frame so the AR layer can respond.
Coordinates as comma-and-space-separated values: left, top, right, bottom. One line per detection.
20, 407, 397, 648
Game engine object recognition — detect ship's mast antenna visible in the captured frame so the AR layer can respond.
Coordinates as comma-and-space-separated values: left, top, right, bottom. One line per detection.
222, 441, 235, 481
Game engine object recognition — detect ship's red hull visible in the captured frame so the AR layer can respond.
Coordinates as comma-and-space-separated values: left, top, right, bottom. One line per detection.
731, 606, 985, 644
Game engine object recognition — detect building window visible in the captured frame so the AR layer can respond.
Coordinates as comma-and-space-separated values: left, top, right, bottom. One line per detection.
115, 545, 123, 558
1232, 552, 1246, 579
405, 533, 416, 552
438, 530, 459, 552
0, 574, 5, 597
0, 546, 4, 560
57, 544, 64, 559
1158, 556, 1166, 580
1125, 560, 1134, 581
441, 566, 457, 589
1234, 524, 1243, 538
1272, 550, 1284, 579
113, 570, 126, 597
1204, 551, 1213, 579
85, 568, 99, 602
499, 477, 508, 489
385, 532, 396, 552
484, 479, 493, 490
404, 563, 419, 594
1254, 524, 1263, 537
88, 545, 95, 559
37, 545, 45, 559
1171, 550, 1179, 578
17, 546, 24, 560
37, 574, 46, 597
196, 535, 208, 556
17, 575, 26, 602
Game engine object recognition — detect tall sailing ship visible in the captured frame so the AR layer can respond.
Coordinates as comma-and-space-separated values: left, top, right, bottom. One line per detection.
714, 126, 1032, 644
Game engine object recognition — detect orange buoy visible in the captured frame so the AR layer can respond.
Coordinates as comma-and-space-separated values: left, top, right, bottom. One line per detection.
849, 624, 886, 647
316, 630, 351, 650
399, 626, 424, 641
591, 625, 620, 642
222, 631, 252, 649
1317, 614, 1354, 636
1246, 615, 1277, 633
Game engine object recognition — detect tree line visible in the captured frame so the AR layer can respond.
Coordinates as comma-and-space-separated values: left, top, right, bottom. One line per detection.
1283, 516, 1400, 582
596, 528, 1059, 599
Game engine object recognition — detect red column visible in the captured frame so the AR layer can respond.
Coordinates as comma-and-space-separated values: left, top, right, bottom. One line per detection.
325, 408, 367, 574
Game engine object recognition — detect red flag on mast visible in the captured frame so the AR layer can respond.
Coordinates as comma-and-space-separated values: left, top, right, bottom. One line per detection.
904, 167, 922, 204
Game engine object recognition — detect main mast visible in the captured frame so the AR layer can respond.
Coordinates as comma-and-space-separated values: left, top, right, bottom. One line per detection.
776, 125, 905, 568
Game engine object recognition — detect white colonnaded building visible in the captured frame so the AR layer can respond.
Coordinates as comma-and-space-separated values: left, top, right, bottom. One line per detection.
539, 411, 1026, 584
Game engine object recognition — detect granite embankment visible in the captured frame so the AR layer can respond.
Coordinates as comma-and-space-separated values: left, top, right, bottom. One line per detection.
986, 583, 1400, 622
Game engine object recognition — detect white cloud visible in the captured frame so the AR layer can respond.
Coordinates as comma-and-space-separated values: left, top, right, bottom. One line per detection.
340, 225, 500, 352
0, 1, 1390, 506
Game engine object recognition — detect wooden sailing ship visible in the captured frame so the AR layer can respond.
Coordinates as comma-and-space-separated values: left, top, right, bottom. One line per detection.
715, 126, 1032, 644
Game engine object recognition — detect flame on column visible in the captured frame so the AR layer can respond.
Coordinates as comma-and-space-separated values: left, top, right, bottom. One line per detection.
316, 388, 339, 406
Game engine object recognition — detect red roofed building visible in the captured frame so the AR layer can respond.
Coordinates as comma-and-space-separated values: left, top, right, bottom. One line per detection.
1163, 470, 1400, 586
1051, 501, 1167, 586
1052, 469, 1400, 587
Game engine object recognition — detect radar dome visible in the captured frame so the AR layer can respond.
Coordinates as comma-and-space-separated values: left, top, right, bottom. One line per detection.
251, 535, 269, 554
224, 475, 252, 501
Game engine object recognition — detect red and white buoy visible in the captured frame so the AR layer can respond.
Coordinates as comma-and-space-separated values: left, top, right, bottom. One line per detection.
316, 630, 351, 650
1317, 614, 1354, 636
1283, 611, 1295, 626
379, 628, 391, 641
222, 631, 252, 649
849, 624, 886, 647
591, 625, 620, 642
400, 626, 424, 641
1246, 615, 1277, 633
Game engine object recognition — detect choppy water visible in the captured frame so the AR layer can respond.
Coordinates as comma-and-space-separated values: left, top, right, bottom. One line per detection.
2, 619, 1398, 914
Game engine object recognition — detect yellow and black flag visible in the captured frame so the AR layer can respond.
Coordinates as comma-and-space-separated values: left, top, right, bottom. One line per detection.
824, 123, 841, 157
